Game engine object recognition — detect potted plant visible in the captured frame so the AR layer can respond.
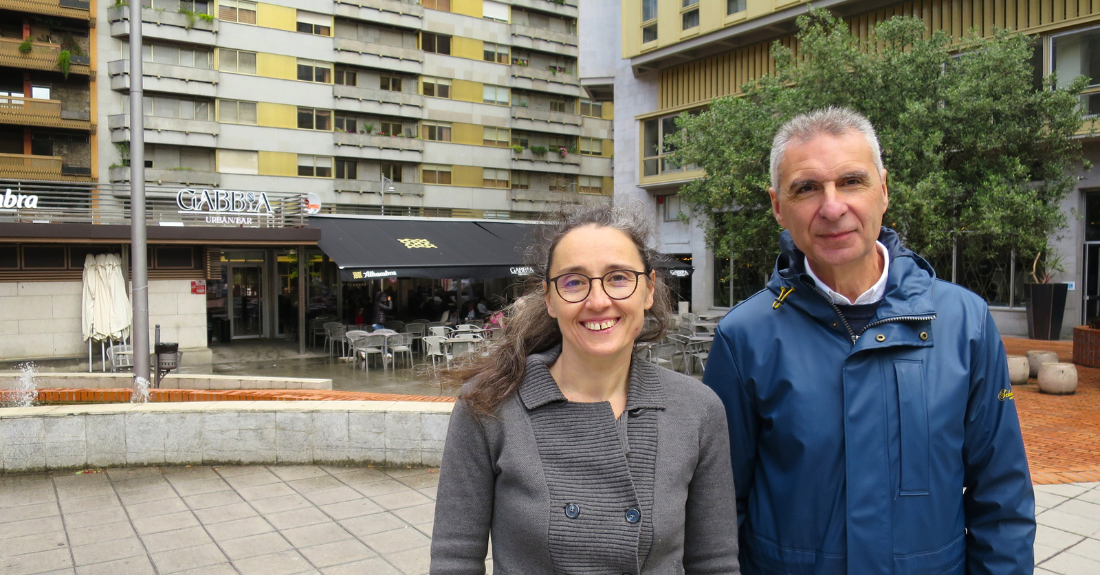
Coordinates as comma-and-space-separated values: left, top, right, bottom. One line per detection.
1025, 251, 1069, 340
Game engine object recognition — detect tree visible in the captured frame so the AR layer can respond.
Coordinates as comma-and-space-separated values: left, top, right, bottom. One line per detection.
669, 8, 1088, 292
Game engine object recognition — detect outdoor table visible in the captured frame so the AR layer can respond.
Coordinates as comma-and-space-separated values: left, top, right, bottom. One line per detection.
445, 337, 483, 357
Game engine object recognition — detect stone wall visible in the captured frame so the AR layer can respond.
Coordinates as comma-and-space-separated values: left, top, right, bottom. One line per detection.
0, 401, 452, 473
0, 372, 331, 390
0, 279, 207, 362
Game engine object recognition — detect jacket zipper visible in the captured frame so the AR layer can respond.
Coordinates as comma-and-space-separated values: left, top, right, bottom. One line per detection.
802, 282, 937, 344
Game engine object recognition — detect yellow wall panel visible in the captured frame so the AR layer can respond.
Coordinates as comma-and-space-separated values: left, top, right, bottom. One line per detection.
452, 0, 482, 18
452, 165, 483, 187
452, 79, 483, 103
602, 102, 615, 120
452, 37, 484, 61
257, 151, 298, 177
257, 102, 298, 129
602, 139, 613, 157
256, 3, 297, 31
452, 123, 483, 146
602, 176, 614, 194
256, 53, 298, 80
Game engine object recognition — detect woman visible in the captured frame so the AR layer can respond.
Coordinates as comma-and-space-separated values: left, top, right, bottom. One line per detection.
372, 292, 392, 330
430, 204, 739, 574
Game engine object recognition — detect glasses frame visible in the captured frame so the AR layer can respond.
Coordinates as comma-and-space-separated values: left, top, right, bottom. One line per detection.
547, 269, 649, 303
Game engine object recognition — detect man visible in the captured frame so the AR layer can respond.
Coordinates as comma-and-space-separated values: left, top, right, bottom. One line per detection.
704, 107, 1035, 574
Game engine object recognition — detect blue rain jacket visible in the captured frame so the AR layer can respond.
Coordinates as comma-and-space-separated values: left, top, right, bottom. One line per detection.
704, 228, 1035, 575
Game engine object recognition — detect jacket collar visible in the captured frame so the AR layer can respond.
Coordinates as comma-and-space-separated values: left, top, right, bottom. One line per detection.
518, 345, 666, 412
767, 227, 938, 323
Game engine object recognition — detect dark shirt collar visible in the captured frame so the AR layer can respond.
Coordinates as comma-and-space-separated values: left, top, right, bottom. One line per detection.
518, 345, 666, 412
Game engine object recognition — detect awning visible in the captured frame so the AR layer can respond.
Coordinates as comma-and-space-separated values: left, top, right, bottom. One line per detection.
654, 255, 693, 277
310, 215, 543, 280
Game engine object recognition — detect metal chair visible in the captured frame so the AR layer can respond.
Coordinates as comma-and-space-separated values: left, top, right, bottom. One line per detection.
423, 336, 452, 368
309, 317, 334, 347
323, 322, 346, 358
404, 323, 426, 353
667, 334, 691, 372
429, 326, 453, 338
648, 343, 678, 370
352, 334, 386, 370
344, 330, 369, 360
107, 344, 134, 373
372, 328, 398, 335
450, 333, 484, 357
388, 333, 414, 368
685, 340, 711, 375
384, 320, 405, 332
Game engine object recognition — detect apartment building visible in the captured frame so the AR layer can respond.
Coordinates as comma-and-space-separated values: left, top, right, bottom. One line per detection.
608, 0, 1100, 336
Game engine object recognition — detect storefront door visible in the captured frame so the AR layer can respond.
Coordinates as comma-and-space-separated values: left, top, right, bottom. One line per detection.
229, 263, 264, 338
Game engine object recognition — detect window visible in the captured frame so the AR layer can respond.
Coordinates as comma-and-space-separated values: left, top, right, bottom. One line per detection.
335, 158, 358, 179
483, 0, 509, 22
511, 171, 529, 189
549, 175, 575, 192
643, 24, 658, 43
421, 33, 452, 55
483, 127, 510, 147
726, 0, 746, 14
380, 75, 402, 92
580, 99, 603, 117
298, 155, 332, 177
643, 114, 685, 176
423, 77, 451, 98
381, 162, 402, 182
297, 59, 332, 83
682, 8, 699, 30
218, 99, 257, 124
483, 85, 509, 105
179, 0, 210, 14
549, 99, 567, 113
217, 149, 258, 175
218, 0, 256, 24
547, 135, 570, 150
297, 107, 332, 130
580, 137, 602, 156
642, 0, 657, 21
511, 91, 529, 107
579, 176, 603, 194
380, 121, 404, 137
422, 164, 452, 184
421, 121, 452, 141
421, 0, 451, 11
511, 131, 529, 148
483, 168, 509, 188
144, 95, 213, 120
1053, 28, 1100, 115
218, 49, 256, 74
483, 42, 509, 64
663, 195, 683, 220
296, 11, 331, 36
334, 115, 356, 133
335, 69, 357, 86
141, 43, 212, 68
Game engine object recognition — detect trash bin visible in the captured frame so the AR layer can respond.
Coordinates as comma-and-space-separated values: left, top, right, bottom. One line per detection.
155, 342, 179, 371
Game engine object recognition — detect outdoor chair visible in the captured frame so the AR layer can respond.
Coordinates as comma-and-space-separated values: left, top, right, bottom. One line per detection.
450, 333, 484, 357
684, 340, 711, 375
423, 336, 453, 368
404, 323, 427, 353
667, 334, 691, 372
353, 334, 387, 370
648, 343, 678, 370
107, 344, 133, 373
452, 332, 483, 341
410, 319, 433, 325
323, 322, 346, 358
388, 333, 414, 368
309, 317, 334, 347
384, 320, 405, 332
454, 323, 478, 332
344, 330, 369, 360
429, 326, 453, 338
372, 328, 398, 335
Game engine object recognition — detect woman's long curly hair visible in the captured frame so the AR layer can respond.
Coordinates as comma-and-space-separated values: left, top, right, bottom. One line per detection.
439, 202, 675, 417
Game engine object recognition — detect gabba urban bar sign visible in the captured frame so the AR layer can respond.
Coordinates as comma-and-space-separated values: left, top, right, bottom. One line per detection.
176, 189, 275, 225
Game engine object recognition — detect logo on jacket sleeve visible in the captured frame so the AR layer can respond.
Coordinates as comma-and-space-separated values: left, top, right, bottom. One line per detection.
998, 389, 1014, 401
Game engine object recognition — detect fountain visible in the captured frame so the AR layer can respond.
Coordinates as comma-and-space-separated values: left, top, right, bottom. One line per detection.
1, 362, 38, 408
131, 376, 150, 404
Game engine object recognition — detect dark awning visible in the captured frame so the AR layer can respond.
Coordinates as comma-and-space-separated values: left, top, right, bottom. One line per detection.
310, 215, 543, 280
654, 255, 693, 277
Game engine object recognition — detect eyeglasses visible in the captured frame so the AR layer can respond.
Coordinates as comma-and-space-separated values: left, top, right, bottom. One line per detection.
547, 269, 648, 303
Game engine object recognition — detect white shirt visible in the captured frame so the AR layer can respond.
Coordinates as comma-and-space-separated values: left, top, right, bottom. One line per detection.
804, 241, 890, 306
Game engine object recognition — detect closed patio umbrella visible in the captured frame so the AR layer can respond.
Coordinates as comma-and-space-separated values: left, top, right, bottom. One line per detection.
81, 253, 97, 344
93, 254, 113, 343
104, 253, 132, 341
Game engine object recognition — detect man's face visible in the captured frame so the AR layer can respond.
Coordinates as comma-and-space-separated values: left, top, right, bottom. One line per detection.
769, 131, 888, 275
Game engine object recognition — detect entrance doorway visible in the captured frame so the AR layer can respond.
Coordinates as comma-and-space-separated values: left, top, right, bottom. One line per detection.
229, 263, 264, 338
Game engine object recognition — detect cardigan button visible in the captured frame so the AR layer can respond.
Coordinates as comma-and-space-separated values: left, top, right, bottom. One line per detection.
564, 503, 580, 518
625, 508, 641, 523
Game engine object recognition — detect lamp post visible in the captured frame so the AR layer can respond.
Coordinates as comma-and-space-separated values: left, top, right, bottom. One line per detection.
129, 0, 150, 385
380, 175, 396, 216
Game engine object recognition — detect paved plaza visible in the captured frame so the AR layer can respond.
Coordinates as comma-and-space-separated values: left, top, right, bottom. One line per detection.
0, 464, 1097, 574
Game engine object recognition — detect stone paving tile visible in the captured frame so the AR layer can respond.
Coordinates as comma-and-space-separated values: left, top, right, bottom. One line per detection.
319, 497, 384, 520
350, 478, 411, 498
237, 482, 297, 501
1, 548, 73, 574
281, 521, 354, 548
64, 521, 137, 547
182, 489, 244, 510
386, 545, 432, 575
298, 538, 378, 568
321, 557, 403, 575
250, 493, 314, 515
0, 488, 56, 508
286, 475, 345, 493
74, 555, 155, 575
168, 478, 232, 497
393, 502, 435, 526
192, 502, 258, 525
71, 537, 145, 567
0, 516, 64, 540
232, 549, 315, 575
332, 468, 390, 486
57, 494, 120, 515
139, 526, 213, 554
149, 543, 229, 575
2, 502, 60, 523
131, 510, 200, 536
124, 497, 189, 520
360, 526, 432, 555
221, 470, 282, 490
63, 506, 127, 529
0, 530, 68, 558
203, 516, 275, 540
265, 507, 332, 530
303, 485, 363, 506
339, 512, 408, 539
116, 486, 178, 506
372, 489, 432, 511
270, 465, 330, 482
219, 531, 294, 561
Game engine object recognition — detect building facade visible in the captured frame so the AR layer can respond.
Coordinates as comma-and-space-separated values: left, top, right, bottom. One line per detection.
611, 0, 1100, 337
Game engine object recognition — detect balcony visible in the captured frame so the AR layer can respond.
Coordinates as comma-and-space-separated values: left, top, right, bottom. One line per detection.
510, 24, 578, 57
333, 0, 422, 31
0, 0, 90, 20
0, 153, 91, 182
0, 97, 92, 131
334, 38, 422, 76
510, 187, 609, 205
334, 179, 424, 198
0, 38, 91, 76
108, 114, 218, 148
510, 0, 577, 18
108, 166, 219, 187
332, 84, 423, 120
334, 131, 423, 162
108, 60, 219, 98
510, 148, 580, 175
510, 64, 581, 97
108, 7, 218, 45
511, 106, 581, 136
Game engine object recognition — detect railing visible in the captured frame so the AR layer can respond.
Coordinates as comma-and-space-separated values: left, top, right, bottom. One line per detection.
334, 179, 424, 196
0, 154, 68, 180
511, 106, 581, 126
0, 96, 91, 130
0, 38, 90, 75
0, 0, 90, 18
332, 84, 423, 108
333, 0, 423, 17
511, 64, 578, 85
334, 37, 422, 62
510, 23, 578, 48
333, 131, 424, 152
0, 179, 311, 228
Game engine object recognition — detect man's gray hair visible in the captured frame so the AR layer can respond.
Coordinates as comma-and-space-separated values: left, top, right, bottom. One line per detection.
769, 107, 885, 192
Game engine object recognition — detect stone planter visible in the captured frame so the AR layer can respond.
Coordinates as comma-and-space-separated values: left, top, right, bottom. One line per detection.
1027, 350, 1059, 378
1038, 362, 1078, 395
1073, 326, 1100, 368
1007, 355, 1029, 385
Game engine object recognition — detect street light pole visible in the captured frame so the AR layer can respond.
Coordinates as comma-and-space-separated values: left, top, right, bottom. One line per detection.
128, 0, 150, 385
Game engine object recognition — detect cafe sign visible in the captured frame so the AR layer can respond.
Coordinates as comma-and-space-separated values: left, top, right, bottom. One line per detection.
2, 188, 39, 209
176, 189, 275, 225
350, 270, 397, 279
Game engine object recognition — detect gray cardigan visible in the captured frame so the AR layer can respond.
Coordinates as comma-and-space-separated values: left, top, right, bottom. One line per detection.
430, 347, 740, 575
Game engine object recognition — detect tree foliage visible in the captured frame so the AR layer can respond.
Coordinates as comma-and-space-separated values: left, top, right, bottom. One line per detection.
669, 9, 1088, 285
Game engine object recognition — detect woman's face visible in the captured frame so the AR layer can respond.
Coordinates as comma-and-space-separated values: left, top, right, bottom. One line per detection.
544, 225, 655, 362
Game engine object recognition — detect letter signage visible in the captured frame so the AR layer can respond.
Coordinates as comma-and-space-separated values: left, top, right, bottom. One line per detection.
176, 189, 276, 225
2, 188, 40, 210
